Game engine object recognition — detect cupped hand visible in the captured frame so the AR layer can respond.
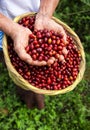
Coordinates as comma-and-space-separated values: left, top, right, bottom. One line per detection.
34, 14, 68, 64
35, 14, 67, 44
11, 24, 46, 66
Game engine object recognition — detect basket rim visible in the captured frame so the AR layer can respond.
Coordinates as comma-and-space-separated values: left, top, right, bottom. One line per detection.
3, 12, 86, 95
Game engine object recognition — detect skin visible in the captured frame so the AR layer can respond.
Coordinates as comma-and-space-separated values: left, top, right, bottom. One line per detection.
35, 0, 67, 43
0, 0, 67, 66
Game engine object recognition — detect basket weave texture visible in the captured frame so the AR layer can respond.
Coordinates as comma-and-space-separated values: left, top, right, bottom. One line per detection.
3, 12, 86, 95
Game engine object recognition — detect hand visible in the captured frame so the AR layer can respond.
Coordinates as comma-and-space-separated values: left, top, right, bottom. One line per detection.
34, 14, 68, 64
11, 24, 47, 66
35, 14, 67, 44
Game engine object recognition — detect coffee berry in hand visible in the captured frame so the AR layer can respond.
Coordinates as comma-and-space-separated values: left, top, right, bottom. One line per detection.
7, 15, 81, 90
19, 15, 68, 65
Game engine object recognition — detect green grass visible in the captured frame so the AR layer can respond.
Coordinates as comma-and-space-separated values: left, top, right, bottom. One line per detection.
0, 0, 90, 129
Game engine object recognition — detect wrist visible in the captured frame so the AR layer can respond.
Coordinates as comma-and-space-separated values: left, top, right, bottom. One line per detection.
36, 12, 51, 21
37, 0, 59, 20
9, 23, 22, 39
0, 13, 17, 38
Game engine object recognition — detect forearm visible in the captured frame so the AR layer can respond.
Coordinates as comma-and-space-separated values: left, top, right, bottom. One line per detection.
0, 13, 19, 38
38, 0, 59, 18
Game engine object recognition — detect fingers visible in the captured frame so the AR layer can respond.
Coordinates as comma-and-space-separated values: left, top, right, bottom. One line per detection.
31, 60, 47, 66
15, 46, 47, 66
56, 24, 67, 44
62, 47, 68, 55
47, 20, 67, 44
14, 45, 33, 62
47, 57, 56, 66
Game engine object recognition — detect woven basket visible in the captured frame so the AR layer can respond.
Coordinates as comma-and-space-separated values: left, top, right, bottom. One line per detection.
3, 12, 86, 95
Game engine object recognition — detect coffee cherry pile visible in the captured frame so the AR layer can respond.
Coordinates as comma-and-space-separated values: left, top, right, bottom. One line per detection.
19, 16, 68, 64
25, 30, 68, 64
18, 16, 35, 31
7, 15, 81, 90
